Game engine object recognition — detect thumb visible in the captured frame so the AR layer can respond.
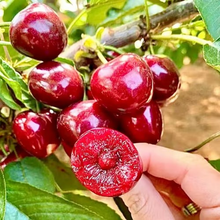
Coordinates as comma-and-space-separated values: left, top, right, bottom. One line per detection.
120, 174, 175, 220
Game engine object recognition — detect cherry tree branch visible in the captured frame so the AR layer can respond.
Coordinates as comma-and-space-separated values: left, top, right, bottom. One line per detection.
62, 0, 198, 59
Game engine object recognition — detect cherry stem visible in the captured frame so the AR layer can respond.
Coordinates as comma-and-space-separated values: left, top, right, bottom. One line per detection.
144, 0, 151, 31
185, 131, 220, 153
151, 34, 212, 46
0, 41, 11, 46
67, 9, 86, 34
96, 49, 108, 64
35, 101, 41, 113
103, 45, 123, 55
149, 42, 155, 55
0, 22, 11, 28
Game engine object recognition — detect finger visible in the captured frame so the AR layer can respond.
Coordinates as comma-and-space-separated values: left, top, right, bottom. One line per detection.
121, 175, 175, 220
147, 175, 191, 207
160, 192, 199, 220
135, 143, 220, 209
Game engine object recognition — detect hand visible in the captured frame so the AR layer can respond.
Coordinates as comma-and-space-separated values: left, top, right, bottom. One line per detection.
121, 143, 220, 220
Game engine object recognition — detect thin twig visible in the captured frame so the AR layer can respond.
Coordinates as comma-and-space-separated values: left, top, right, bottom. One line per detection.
185, 131, 220, 153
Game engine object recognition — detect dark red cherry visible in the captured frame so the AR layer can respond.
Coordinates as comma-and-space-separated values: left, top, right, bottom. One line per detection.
90, 53, 153, 114
71, 128, 143, 197
0, 146, 29, 170
57, 100, 118, 146
86, 86, 94, 100
61, 141, 72, 157
119, 101, 163, 144
13, 109, 60, 158
28, 61, 84, 109
143, 55, 181, 105
106, 51, 121, 61
10, 3, 67, 61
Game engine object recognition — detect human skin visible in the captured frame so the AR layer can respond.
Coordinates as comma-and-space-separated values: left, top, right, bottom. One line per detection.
121, 144, 220, 220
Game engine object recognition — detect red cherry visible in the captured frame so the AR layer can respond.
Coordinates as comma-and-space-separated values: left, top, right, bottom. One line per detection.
86, 86, 94, 100
0, 146, 29, 170
61, 141, 72, 157
106, 51, 121, 61
71, 128, 143, 197
57, 100, 118, 146
13, 109, 60, 158
119, 101, 163, 144
10, 3, 67, 61
143, 55, 181, 105
28, 61, 84, 109
90, 53, 153, 114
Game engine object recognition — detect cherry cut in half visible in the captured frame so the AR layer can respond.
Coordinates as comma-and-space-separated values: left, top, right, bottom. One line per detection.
71, 128, 143, 197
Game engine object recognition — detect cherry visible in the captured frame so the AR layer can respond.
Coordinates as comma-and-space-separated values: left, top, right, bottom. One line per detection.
0, 146, 29, 170
71, 128, 142, 197
10, 3, 67, 61
143, 55, 181, 106
119, 101, 163, 144
85, 86, 94, 100
57, 100, 118, 147
106, 51, 120, 61
13, 109, 60, 158
90, 53, 153, 114
61, 141, 72, 157
28, 61, 84, 109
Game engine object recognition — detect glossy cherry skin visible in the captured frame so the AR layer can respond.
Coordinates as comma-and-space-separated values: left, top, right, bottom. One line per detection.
71, 128, 143, 197
13, 109, 61, 158
10, 3, 67, 61
57, 100, 118, 146
90, 53, 153, 114
143, 55, 181, 105
28, 61, 84, 109
119, 101, 163, 144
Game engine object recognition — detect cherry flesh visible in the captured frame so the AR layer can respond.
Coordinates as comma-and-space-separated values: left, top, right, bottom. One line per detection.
57, 100, 118, 147
143, 55, 181, 105
10, 3, 67, 61
119, 101, 163, 144
71, 128, 143, 197
90, 53, 153, 114
13, 109, 60, 158
28, 61, 84, 109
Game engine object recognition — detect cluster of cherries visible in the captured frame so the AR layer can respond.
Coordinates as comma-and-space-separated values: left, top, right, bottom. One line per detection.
1, 3, 181, 197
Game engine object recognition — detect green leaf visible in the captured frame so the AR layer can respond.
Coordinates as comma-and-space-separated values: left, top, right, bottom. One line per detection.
6, 181, 109, 220
72, 0, 126, 27
209, 159, 220, 172
43, 154, 86, 191
0, 169, 6, 220
203, 41, 220, 72
55, 57, 75, 66
0, 58, 39, 110
5, 202, 29, 220
64, 193, 122, 220
194, 0, 220, 41
0, 79, 21, 110
3, 0, 28, 22
4, 157, 56, 193
0, 71, 23, 102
